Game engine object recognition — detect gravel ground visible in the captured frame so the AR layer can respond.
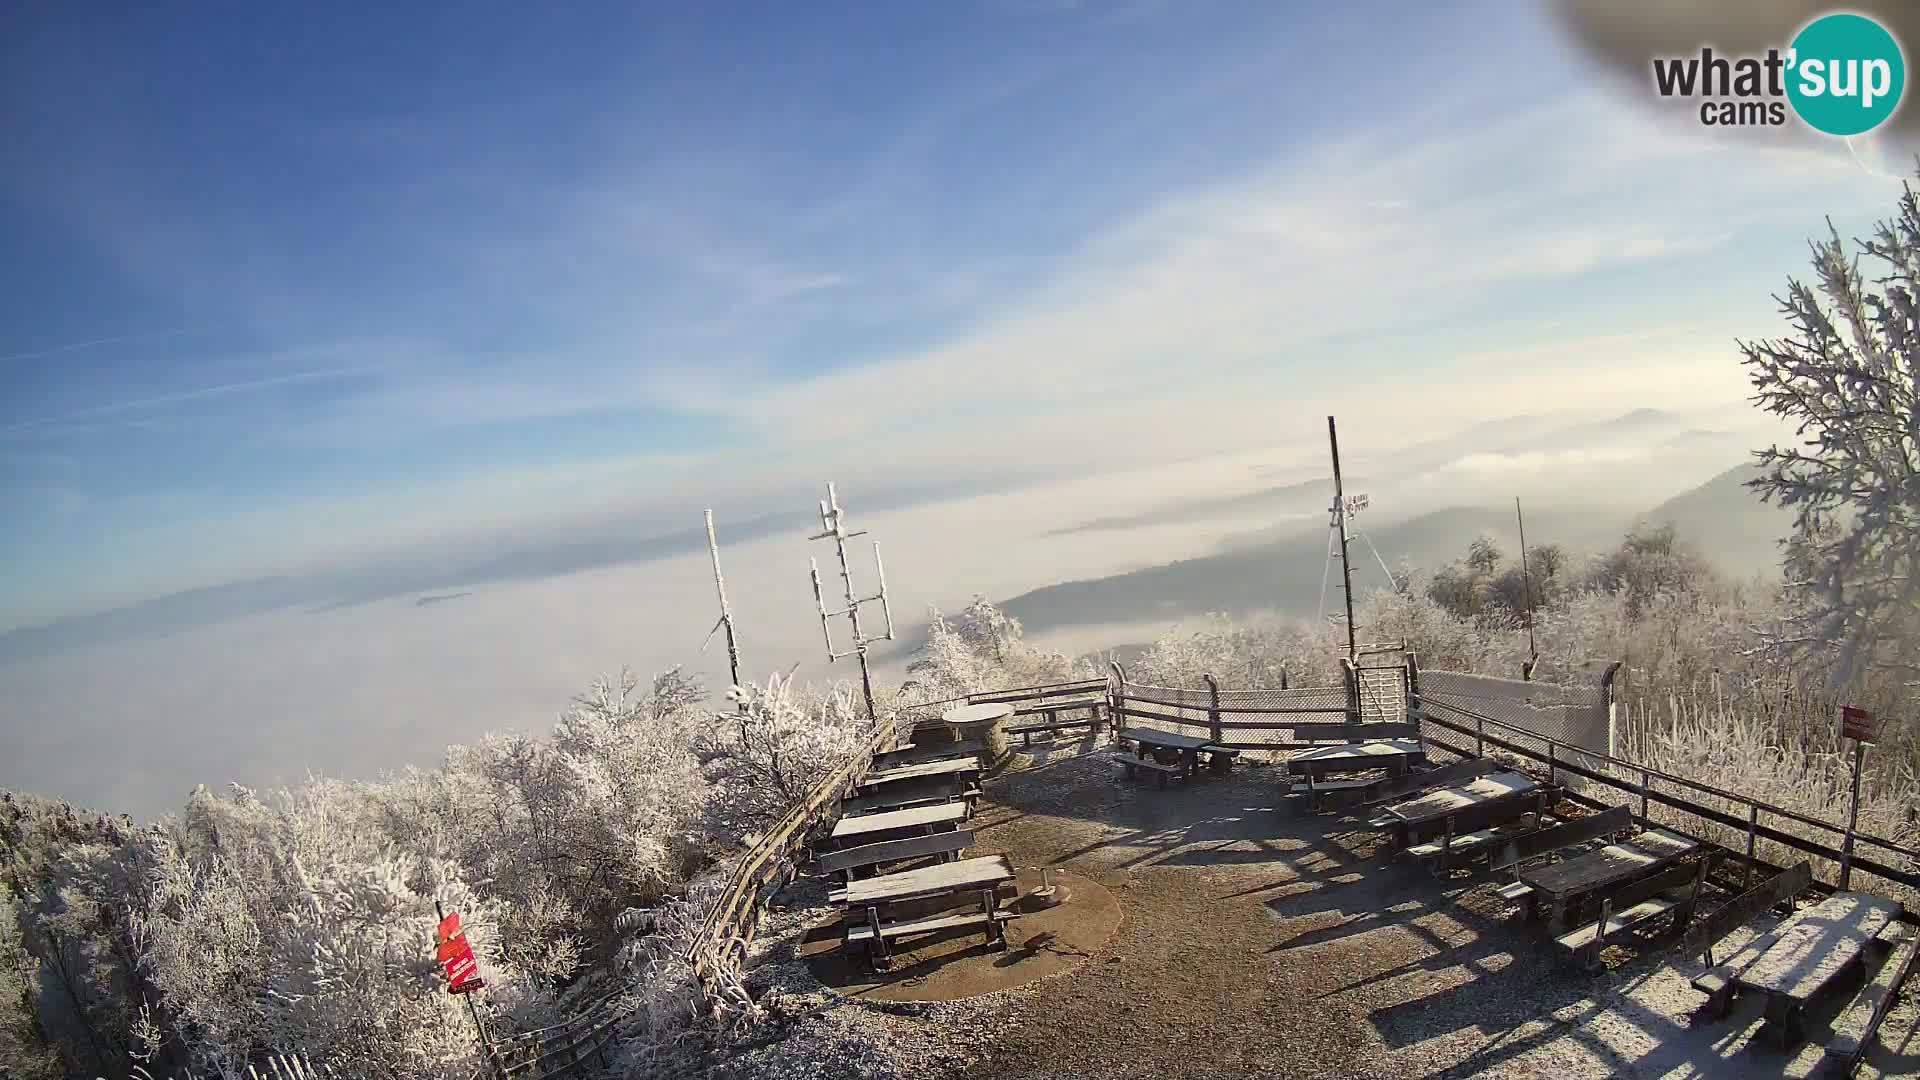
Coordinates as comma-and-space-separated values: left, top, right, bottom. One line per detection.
724, 737, 1920, 1080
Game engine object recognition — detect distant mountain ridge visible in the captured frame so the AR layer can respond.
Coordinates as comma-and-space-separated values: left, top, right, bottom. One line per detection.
1001, 457, 1793, 635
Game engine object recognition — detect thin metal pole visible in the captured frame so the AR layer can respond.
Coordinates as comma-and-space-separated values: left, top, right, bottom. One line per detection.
1840, 739, 1864, 890
705, 510, 744, 695
1328, 416, 1357, 661
436, 901, 500, 1079
1515, 497, 1538, 664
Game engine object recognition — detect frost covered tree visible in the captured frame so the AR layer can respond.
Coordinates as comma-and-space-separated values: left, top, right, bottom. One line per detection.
697, 674, 864, 832
903, 596, 1091, 700
1740, 184, 1920, 694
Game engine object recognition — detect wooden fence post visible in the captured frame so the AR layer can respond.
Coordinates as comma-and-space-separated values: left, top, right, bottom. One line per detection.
1108, 662, 1127, 740
1404, 652, 1422, 729
1203, 673, 1222, 745
1744, 804, 1759, 892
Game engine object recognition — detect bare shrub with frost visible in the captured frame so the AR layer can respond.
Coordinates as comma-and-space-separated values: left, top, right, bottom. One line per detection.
697, 674, 866, 833
902, 596, 1092, 702
1129, 614, 1337, 688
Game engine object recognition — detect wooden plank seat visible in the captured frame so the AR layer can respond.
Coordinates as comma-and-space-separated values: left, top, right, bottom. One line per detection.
1487, 806, 1632, 914
1113, 753, 1188, 788
1358, 757, 1501, 808
858, 757, 980, 791
840, 777, 980, 817
1007, 697, 1105, 745
871, 739, 985, 772
1287, 738, 1427, 779
1555, 855, 1715, 971
844, 906, 1017, 951
813, 830, 975, 883
1824, 921, 1918, 1074
1682, 861, 1812, 1019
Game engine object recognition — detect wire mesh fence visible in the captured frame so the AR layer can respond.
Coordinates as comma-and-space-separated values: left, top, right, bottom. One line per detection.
1418, 669, 1612, 794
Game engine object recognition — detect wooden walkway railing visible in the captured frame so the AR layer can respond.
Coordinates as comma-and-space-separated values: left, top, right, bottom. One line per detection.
1417, 693, 1920, 899
128, 1054, 336, 1079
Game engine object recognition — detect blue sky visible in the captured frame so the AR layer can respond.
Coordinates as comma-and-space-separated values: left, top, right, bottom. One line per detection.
1, 1, 1910, 628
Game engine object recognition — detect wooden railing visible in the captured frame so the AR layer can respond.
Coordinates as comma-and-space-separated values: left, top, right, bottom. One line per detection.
128, 1054, 336, 1079
683, 678, 1103, 984
1418, 693, 1920, 899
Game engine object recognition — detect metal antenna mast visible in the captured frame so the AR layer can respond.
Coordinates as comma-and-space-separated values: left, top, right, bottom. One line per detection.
807, 482, 895, 723
1515, 497, 1539, 670
1328, 416, 1358, 662
703, 510, 744, 697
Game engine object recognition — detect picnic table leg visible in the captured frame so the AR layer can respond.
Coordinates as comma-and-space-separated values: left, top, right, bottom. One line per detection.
1763, 994, 1803, 1047
1547, 898, 1569, 935
866, 906, 889, 971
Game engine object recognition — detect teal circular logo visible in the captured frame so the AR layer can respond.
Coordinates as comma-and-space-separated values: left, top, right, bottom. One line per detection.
1787, 13, 1906, 136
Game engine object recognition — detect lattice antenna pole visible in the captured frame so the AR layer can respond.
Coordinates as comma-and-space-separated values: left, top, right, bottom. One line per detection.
1328, 416, 1358, 662
807, 482, 895, 723
704, 510, 746, 705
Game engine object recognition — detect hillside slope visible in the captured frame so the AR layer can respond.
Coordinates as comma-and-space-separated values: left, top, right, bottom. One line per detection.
1637, 462, 1793, 579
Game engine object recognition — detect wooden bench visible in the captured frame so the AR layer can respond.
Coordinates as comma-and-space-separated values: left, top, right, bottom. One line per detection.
1683, 861, 1812, 1019
1113, 753, 1187, 789
845, 902, 1017, 965
1007, 697, 1106, 745
1555, 854, 1715, 971
1487, 805, 1632, 914
840, 777, 980, 817
871, 739, 985, 772
813, 830, 975, 883
1404, 811, 1555, 877
1734, 891, 1904, 1047
1825, 921, 1918, 1077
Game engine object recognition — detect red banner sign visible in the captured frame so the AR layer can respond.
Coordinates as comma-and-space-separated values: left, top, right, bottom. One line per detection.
1841, 705, 1876, 744
435, 911, 481, 992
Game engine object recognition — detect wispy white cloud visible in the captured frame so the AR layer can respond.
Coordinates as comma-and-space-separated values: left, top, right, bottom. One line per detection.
1, 364, 379, 436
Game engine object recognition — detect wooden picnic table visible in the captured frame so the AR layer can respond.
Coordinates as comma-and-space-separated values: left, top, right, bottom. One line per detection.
1288, 739, 1426, 778
839, 854, 1019, 967
858, 757, 980, 790
1118, 726, 1225, 778
1734, 891, 1903, 1046
1377, 769, 1540, 849
1518, 827, 1697, 930
829, 800, 970, 847
838, 854, 1015, 909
